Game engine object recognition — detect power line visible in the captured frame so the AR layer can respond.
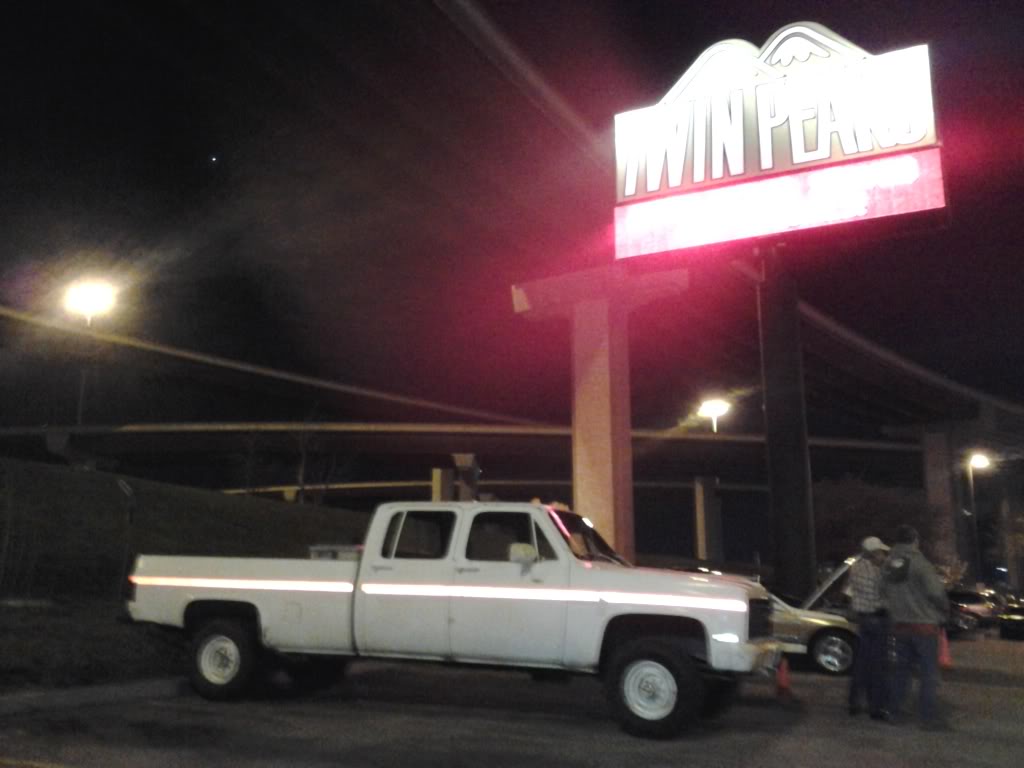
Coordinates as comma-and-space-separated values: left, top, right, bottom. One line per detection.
0, 303, 541, 426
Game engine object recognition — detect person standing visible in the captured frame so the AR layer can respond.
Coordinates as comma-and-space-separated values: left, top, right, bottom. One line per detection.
847, 536, 891, 719
881, 524, 950, 730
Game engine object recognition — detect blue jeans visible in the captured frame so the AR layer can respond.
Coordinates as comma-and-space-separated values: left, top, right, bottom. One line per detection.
848, 613, 889, 713
890, 630, 939, 721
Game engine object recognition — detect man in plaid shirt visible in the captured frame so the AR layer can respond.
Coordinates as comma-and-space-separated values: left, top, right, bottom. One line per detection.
847, 536, 890, 719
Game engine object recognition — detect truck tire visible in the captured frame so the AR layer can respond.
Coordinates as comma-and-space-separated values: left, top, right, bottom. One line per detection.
605, 636, 703, 738
190, 618, 258, 700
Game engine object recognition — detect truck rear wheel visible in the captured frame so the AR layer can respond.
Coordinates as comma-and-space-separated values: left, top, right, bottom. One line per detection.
190, 618, 258, 700
605, 636, 703, 738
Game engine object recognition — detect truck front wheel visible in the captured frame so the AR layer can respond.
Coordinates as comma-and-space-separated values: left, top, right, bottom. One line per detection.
605, 636, 703, 738
190, 618, 258, 700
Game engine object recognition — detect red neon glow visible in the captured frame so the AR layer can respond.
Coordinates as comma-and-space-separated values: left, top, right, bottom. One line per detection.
360, 583, 747, 612
547, 507, 573, 540
130, 576, 354, 593
614, 147, 945, 259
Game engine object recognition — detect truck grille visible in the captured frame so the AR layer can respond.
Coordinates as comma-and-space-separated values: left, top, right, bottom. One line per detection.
748, 598, 773, 639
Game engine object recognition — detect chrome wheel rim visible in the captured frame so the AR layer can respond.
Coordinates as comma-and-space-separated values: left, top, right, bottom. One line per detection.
622, 660, 678, 720
816, 635, 853, 673
199, 635, 241, 685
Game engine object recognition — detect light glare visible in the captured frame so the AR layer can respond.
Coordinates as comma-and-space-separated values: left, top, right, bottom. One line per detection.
969, 453, 991, 470
698, 399, 731, 432
63, 280, 117, 323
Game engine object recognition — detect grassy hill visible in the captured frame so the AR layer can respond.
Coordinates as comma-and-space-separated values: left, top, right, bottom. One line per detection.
0, 457, 371, 599
0, 457, 374, 691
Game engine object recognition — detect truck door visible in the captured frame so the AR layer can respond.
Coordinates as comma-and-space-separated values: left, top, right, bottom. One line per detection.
355, 508, 457, 658
449, 510, 570, 665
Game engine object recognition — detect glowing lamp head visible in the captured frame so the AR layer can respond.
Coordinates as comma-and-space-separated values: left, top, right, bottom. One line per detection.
63, 280, 117, 324
698, 398, 731, 432
969, 453, 991, 470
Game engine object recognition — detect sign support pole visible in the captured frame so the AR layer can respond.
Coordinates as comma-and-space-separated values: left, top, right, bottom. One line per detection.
758, 247, 816, 597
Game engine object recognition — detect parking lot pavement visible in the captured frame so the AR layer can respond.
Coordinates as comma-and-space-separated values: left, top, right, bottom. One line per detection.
0, 634, 1020, 768
0, 679, 185, 718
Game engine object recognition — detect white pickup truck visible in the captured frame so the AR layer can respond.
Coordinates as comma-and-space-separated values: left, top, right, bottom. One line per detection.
127, 501, 778, 737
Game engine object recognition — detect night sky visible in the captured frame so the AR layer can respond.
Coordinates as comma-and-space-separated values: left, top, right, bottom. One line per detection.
2, 0, 1023, 428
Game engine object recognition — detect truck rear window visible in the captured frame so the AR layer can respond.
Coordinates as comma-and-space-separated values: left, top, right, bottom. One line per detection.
381, 510, 456, 559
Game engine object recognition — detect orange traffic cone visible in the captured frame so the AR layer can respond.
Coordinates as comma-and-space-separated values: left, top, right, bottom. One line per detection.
776, 657, 793, 700
938, 629, 953, 670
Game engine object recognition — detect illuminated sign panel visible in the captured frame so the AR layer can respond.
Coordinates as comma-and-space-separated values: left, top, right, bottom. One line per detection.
613, 23, 944, 258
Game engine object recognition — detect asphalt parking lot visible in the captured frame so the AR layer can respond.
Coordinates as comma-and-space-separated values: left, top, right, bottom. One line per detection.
0, 634, 1020, 768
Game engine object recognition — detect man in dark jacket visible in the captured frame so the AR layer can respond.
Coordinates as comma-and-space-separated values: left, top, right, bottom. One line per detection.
880, 525, 950, 729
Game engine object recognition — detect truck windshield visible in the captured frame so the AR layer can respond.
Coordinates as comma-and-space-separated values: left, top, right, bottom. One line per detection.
548, 509, 630, 566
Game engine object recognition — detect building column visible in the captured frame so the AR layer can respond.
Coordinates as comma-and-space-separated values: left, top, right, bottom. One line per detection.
431, 468, 455, 502
999, 472, 1023, 590
921, 430, 962, 567
694, 476, 723, 562
571, 297, 635, 561
452, 453, 480, 501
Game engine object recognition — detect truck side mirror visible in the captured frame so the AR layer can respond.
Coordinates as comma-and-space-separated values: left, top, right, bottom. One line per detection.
509, 543, 538, 564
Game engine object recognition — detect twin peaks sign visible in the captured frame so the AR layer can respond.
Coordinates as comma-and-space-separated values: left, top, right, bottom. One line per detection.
613, 22, 945, 259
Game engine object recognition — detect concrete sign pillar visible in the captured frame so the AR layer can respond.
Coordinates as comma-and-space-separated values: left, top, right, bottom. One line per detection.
512, 264, 688, 563
572, 297, 635, 560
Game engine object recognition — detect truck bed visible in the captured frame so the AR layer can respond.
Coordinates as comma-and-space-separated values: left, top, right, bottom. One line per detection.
129, 554, 360, 654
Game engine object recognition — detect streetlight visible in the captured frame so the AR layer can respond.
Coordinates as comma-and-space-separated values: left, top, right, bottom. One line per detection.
63, 279, 117, 327
698, 398, 731, 433
63, 279, 117, 424
966, 451, 993, 584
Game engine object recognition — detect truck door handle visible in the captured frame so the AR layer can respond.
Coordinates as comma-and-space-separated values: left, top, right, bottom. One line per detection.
370, 565, 394, 572
456, 567, 480, 574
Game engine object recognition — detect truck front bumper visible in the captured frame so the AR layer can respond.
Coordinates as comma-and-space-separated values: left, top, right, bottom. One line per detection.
709, 637, 782, 675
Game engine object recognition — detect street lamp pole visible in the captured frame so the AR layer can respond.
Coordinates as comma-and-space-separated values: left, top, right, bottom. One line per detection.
63, 280, 116, 425
967, 452, 991, 584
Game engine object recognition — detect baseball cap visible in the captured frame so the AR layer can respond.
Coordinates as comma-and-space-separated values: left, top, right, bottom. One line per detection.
862, 536, 890, 552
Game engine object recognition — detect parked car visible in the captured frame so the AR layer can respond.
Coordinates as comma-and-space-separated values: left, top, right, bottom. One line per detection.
947, 603, 980, 635
769, 591, 858, 675
998, 601, 1024, 640
948, 589, 1001, 626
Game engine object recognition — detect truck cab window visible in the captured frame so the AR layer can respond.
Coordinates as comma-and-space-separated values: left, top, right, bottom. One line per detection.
381, 512, 404, 558
466, 512, 534, 561
548, 509, 630, 566
535, 523, 557, 560
386, 510, 456, 559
